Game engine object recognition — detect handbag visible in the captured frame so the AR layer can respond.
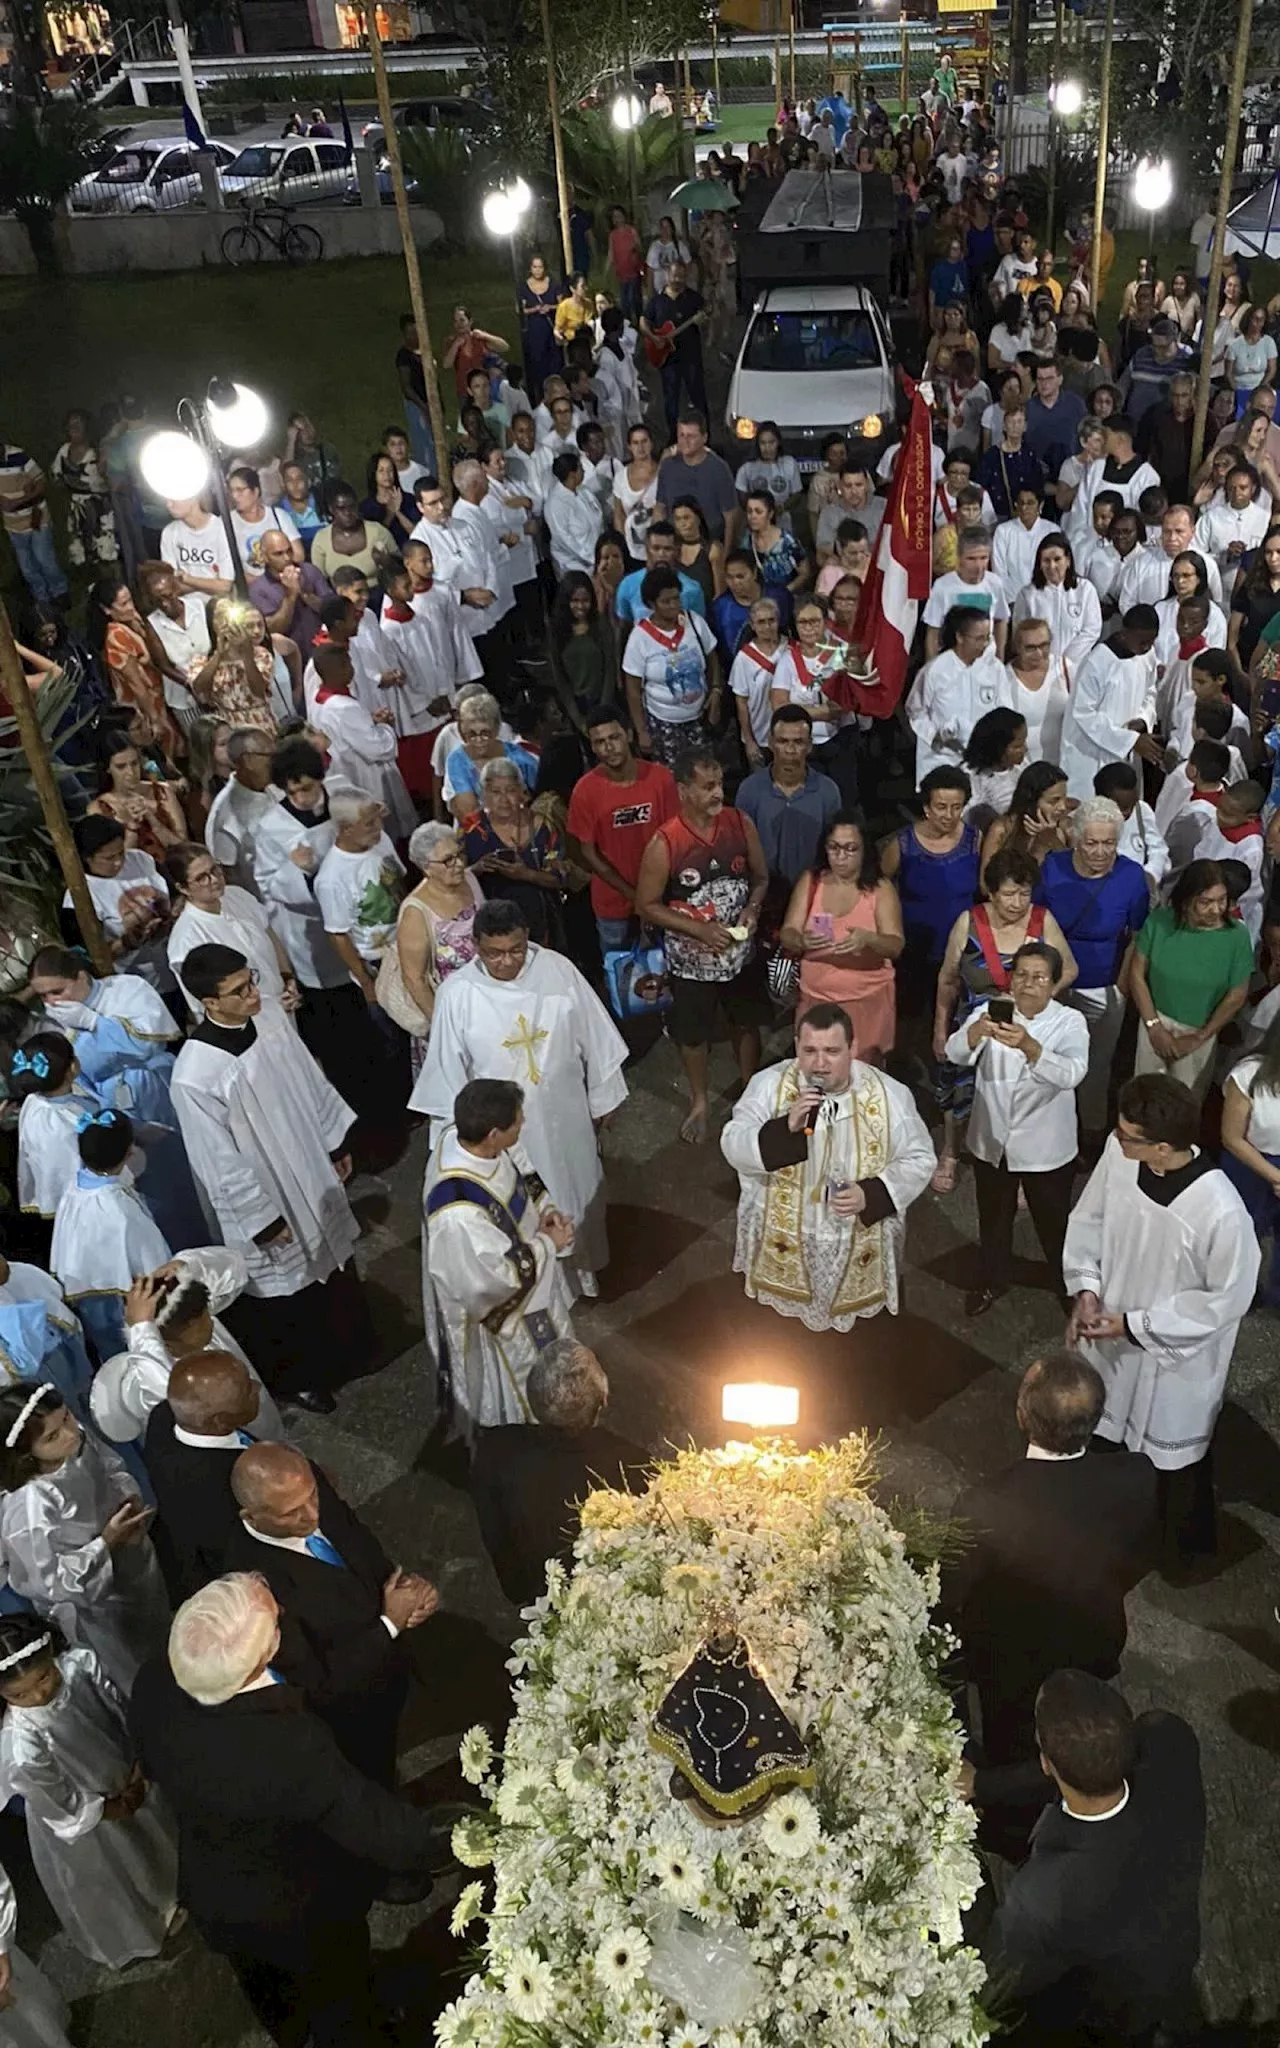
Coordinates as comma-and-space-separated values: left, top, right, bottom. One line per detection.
603, 937, 672, 1020
375, 899, 432, 1036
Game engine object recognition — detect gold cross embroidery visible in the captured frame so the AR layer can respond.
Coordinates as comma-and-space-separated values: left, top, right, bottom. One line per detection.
502, 1011, 548, 1085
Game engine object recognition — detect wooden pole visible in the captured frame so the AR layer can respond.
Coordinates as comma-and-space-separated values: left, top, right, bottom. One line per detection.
712, 17, 721, 106
1089, 0, 1115, 317
773, 33, 781, 106
900, 23, 909, 119
852, 30, 863, 122
788, 1, 796, 107
365, 5, 450, 495
681, 46, 696, 177
0, 606, 112, 978
536, 0, 574, 276
1191, 0, 1254, 477
1044, 0, 1063, 254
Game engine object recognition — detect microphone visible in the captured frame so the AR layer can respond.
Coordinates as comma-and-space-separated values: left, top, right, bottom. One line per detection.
802, 1078, 827, 1138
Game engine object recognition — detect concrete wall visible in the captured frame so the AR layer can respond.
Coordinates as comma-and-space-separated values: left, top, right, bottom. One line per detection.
0, 203, 443, 279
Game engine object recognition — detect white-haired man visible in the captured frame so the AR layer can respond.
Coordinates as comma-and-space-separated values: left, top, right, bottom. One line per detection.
722, 1001, 935, 1329
129, 1573, 440, 2048
313, 791, 406, 1010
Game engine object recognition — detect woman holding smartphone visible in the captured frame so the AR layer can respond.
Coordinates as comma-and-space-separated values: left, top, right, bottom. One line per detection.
780, 811, 904, 1063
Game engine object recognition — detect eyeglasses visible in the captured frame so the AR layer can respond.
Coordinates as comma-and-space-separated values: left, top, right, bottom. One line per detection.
429, 854, 465, 870
223, 970, 260, 998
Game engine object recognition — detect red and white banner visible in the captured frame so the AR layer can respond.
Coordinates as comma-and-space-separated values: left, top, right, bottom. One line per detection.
849, 374, 934, 717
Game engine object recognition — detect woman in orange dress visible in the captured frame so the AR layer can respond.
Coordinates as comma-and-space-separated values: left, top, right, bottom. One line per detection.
781, 810, 904, 1063
89, 576, 182, 757
88, 730, 187, 864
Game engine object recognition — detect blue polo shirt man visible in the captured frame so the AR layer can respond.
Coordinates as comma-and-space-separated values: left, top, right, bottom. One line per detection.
735, 705, 841, 889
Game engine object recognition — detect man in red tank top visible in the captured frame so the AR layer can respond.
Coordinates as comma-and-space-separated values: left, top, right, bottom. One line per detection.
636, 745, 770, 1143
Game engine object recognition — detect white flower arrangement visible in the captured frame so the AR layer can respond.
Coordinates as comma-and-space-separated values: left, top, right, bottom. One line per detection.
437, 1436, 988, 2048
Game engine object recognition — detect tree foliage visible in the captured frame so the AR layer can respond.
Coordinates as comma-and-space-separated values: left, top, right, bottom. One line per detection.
0, 101, 98, 273
560, 108, 681, 213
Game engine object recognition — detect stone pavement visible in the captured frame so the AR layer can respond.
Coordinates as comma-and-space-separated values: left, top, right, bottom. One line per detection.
24, 1025, 1280, 2044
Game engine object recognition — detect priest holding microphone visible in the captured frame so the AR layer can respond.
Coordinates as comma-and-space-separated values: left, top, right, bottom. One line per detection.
721, 1004, 935, 1331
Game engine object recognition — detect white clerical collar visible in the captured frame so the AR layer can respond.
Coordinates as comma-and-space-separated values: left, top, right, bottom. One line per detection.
1063, 1782, 1129, 1822
238, 1667, 281, 1694
175, 1425, 250, 1451
1026, 1445, 1087, 1462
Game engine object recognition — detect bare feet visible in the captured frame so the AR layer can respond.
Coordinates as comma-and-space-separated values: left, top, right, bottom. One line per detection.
679, 1106, 708, 1143
930, 1153, 958, 1194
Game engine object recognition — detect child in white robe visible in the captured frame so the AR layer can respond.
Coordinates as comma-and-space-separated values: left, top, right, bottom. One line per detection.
11, 1035, 102, 1238
49, 1110, 172, 1362
0, 1616, 178, 1968
309, 642, 416, 842
0, 1384, 168, 1692
0, 1852, 74, 2047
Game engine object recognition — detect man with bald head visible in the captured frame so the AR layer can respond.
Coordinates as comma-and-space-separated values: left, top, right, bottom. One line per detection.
143, 1349, 269, 1601
248, 525, 332, 664
224, 1442, 437, 1787
939, 1351, 1157, 1771
1114, 502, 1225, 611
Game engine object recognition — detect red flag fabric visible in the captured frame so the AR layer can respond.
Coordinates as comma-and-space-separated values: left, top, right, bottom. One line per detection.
844, 375, 935, 717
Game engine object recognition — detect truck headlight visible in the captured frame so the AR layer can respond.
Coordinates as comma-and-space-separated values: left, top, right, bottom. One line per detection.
851, 415, 884, 438
731, 416, 757, 440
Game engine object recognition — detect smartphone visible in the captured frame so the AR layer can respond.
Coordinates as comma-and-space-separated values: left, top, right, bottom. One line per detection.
810, 912, 835, 941
989, 996, 1015, 1026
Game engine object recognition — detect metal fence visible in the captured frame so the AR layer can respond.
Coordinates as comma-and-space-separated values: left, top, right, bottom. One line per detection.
62, 136, 380, 217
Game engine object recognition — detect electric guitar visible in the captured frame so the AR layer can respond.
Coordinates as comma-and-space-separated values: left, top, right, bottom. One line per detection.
643, 309, 704, 368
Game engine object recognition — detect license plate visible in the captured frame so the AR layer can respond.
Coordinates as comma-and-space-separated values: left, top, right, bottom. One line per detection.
796, 457, 821, 473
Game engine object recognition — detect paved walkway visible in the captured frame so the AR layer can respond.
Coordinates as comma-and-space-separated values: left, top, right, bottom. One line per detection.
26, 1027, 1280, 2043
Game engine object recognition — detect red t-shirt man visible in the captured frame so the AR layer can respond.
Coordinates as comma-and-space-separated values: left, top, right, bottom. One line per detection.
568, 755, 677, 927
608, 220, 645, 284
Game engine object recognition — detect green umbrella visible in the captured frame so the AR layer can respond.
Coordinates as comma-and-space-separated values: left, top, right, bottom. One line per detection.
668, 178, 739, 211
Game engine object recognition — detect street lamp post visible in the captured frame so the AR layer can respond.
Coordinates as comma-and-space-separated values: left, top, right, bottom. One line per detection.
1089, 0, 1116, 314
611, 85, 643, 224
139, 376, 271, 602
1046, 77, 1082, 257
1133, 155, 1173, 259
482, 180, 535, 339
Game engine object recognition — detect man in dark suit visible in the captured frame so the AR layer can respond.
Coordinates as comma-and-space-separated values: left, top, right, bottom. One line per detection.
224, 1442, 437, 1788
130, 1572, 442, 2048
144, 1350, 267, 1602
939, 1350, 1157, 1768
469, 1339, 649, 1607
977, 1669, 1205, 2043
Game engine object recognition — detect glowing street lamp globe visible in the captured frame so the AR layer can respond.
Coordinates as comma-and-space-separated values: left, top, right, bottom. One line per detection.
139, 430, 211, 502
205, 379, 269, 451
1133, 156, 1173, 213
1052, 79, 1083, 116
482, 178, 533, 239
611, 91, 644, 132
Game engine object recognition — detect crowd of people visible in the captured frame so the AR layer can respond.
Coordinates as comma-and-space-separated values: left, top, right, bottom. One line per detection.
0, 61, 1274, 2047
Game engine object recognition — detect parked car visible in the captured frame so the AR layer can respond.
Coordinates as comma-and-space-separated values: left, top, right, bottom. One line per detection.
360, 95, 495, 150
68, 137, 237, 214
340, 151, 422, 207
220, 138, 355, 206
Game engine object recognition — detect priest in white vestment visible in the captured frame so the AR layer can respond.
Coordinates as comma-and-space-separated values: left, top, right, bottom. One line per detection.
1064, 1072, 1259, 1561
722, 1003, 936, 1330
167, 943, 370, 1412
412, 900, 628, 1295
423, 1078, 577, 1429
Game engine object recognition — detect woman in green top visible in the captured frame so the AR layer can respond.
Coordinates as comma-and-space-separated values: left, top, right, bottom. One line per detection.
1130, 859, 1254, 1102
548, 571, 619, 734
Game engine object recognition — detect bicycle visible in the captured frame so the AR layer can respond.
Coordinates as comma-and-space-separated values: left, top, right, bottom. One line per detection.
220, 197, 324, 268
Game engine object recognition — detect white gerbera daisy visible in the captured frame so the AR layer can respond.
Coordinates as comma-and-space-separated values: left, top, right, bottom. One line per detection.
593, 1925, 652, 1995
448, 1880, 485, 1937
493, 1766, 545, 1826
451, 1815, 495, 1868
652, 1842, 707, 1910
434, 1994, 482, 2046
760, 1791, 822, 1860
458, 1725, 493, 1786
503, 1946, 555, 2024
668, 2025, 709, 2048
554, 1749, 599, 1797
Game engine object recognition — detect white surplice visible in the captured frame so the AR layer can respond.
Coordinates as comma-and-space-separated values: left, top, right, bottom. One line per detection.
50, 1170, 172, 1360
204, 778, 280, 896
0, 1647, 177, 1968
90, 1245, 284, 1446
375, 585, 482, 738
18, 1092, 101, 1221
251, 787, 351, 989
167, 887, 289, 1025
169, 1022, 357, 1298
907, 647, 1013, 780
1062, 1137, 1260, 1469
0, 1434, 169, 1693
1011, 578, 1102, 677
1058, 641, 1159, 800
411, 944, 628, 1290
310, 687, 417, 839
0, 1858, 73, 2048
423, 1124, 576, 1428
721, 1059, 936, 1331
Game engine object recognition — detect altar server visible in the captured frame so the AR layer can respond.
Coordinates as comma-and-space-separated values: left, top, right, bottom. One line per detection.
0, 1616, 179, 1967
1058, 607, 1161, 800
423, 1078, 577, 1429
11, 1035, 101, 1229
168, 944, 369, 1412
413, 899, 628, 1296
721, 1002, 935, 1330
0, 1383, 168, 1692
308, 643, 416, 842
1064, 1073, 1259, 1563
